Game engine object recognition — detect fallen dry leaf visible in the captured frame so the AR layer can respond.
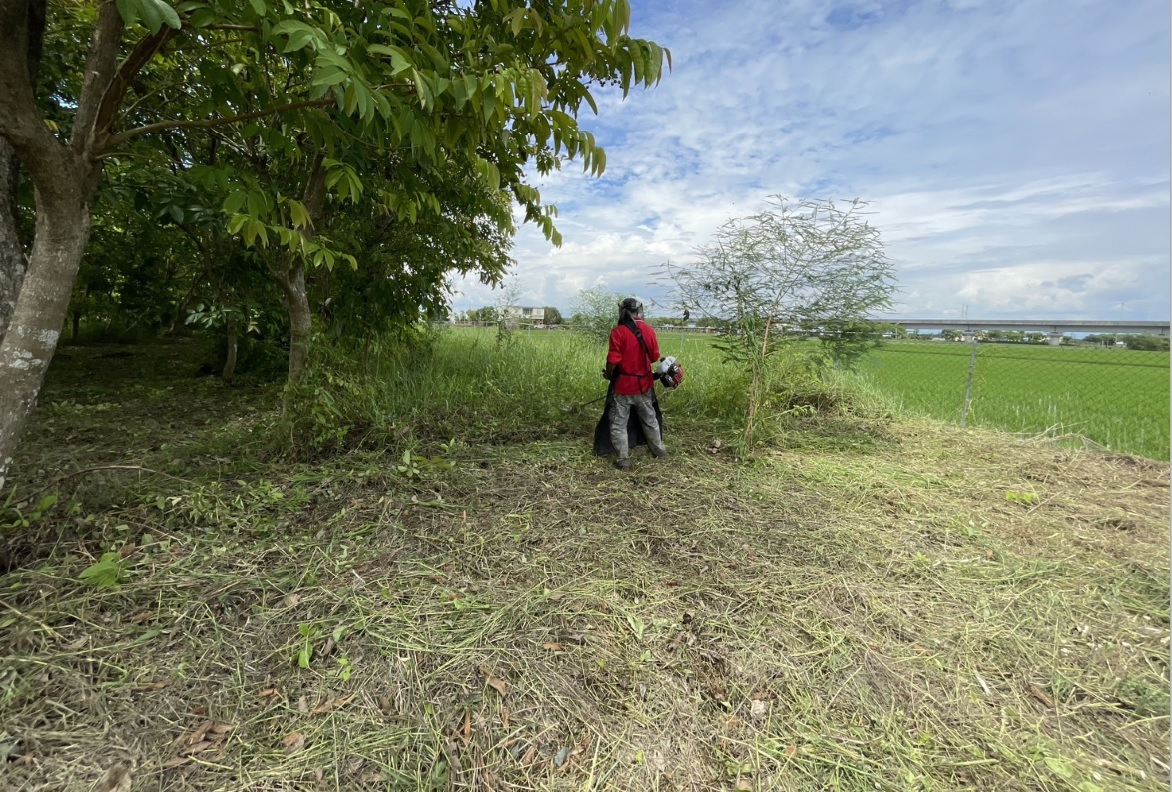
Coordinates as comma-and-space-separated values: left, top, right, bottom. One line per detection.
736, 779, 754, 791
129, 611, 155, 624
297, 695, 309, 714
63, 635, 88, 651
785, 745, 797, 758
188, 721, 213, 746
191, 705, 209, 716
210, 723, 234, 736
500, 706, 510, 729
181, 740, 216, 757
310, 693, 355, 715
282, 732, 305, 754
749, 699, 768, 720
134, 680, 169, 692
541, 642, 563, 652
259, 687, 280, 699
95, 763, 133, 792
118, 544, 137, 558
1026, 682, 1057, 710
520, 744, 537, 766
162, 756, 190, 770
479, 666, 507, 697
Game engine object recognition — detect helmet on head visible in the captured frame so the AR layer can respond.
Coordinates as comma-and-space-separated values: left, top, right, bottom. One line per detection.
618, 297, 643, 321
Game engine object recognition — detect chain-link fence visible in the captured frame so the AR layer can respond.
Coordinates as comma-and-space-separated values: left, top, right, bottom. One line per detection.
856, 339, 1171, 460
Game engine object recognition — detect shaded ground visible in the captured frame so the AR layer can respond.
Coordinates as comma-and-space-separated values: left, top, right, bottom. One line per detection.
2, 343, 1169, 791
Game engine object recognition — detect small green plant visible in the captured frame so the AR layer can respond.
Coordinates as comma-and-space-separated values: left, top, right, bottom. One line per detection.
1005, 490, 1039, 505
1, 493, 57, 531
397, 450, 424, 479
335, 655, 352, 682
396, 449, 453, 480
78, 550, 127, 589
294, 623, 318, 669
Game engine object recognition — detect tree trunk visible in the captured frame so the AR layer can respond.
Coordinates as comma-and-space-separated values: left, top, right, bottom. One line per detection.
0, 0, 119, 491
276, 262, 311, 383
0, 1, 45, 347
0, 140, 26, 345
222, 315, 238, 383
274, 152, 326, 385
0, 186, 90, 491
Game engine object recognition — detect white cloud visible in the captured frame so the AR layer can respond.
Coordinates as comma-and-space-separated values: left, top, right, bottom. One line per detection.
452, 0, 1170, 322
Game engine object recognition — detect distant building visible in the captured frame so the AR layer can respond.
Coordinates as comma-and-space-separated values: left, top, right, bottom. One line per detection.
502, 306, 545, 325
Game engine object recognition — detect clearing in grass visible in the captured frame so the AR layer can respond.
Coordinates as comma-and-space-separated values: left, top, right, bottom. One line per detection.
1, 337, 1168, 792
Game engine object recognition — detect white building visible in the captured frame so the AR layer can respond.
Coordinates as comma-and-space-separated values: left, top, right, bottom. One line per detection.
502, 306, 545, 325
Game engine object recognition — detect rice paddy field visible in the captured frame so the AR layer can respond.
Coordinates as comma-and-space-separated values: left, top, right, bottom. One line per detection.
854, 341, 1170, 460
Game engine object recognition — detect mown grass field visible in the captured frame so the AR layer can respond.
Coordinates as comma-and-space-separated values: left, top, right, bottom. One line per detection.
856, 341, 1170, 460
2, 334, 1169, 792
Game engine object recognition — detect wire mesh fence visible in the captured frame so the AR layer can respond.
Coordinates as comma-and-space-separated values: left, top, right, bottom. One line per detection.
856, 339, 1171, 460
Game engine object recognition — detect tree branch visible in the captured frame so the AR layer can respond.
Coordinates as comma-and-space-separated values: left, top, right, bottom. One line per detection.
104, 99, 337, 148
71, 0, 127, 158
90, 23, 180, 154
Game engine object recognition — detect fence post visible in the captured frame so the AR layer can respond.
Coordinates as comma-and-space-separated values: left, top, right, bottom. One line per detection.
960, 337, 978, 427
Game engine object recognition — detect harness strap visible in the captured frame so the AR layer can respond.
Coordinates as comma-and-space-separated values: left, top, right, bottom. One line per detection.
615, 317, 655, 394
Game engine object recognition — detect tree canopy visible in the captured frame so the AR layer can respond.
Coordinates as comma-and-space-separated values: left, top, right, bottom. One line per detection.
0, 0, 670, 491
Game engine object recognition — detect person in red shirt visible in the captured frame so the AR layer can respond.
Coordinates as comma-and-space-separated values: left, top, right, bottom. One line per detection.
603, 297, 668, 470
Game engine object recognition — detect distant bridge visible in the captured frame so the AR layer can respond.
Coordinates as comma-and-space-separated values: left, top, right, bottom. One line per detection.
886, 319, 1169, 344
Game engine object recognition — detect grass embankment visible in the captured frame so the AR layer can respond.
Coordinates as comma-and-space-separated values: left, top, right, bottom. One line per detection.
2, 335, 1169, 792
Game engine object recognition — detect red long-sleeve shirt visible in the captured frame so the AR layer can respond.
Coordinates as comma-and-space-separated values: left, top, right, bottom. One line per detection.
607, 319, 660, 395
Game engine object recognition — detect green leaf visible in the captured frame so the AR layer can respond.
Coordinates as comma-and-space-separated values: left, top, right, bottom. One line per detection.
152, 0, 181, 30
248, 0, 265, 17
312, 67, 348, 89
368, 44, 412, 76
1043, 757, 1075, 780
34, 493, 58, 516
287, 199, 309, 228
79, 552, 125, 589
284, 28, 317, 53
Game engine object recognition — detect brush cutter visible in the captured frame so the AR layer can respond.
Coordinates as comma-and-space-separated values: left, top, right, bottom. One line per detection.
559, 393, 608, 414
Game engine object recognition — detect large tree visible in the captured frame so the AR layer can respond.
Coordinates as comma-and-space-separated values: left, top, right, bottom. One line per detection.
0, 0, 668, 490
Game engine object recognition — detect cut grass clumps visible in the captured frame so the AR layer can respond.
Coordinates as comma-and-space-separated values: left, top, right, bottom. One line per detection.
5, 371, 1170, 792
3, 337, 1168, 791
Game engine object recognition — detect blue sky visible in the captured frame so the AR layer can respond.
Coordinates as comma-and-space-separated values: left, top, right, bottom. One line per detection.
451, 0, 1170, 320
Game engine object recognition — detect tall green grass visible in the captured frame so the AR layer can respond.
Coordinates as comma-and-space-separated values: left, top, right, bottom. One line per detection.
283, 328, 1168, 459
857, 341, 1170, 459
282, 327, 755, 452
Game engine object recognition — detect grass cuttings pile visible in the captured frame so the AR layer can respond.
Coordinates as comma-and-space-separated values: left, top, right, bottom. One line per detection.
1, 349, 1169, 792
